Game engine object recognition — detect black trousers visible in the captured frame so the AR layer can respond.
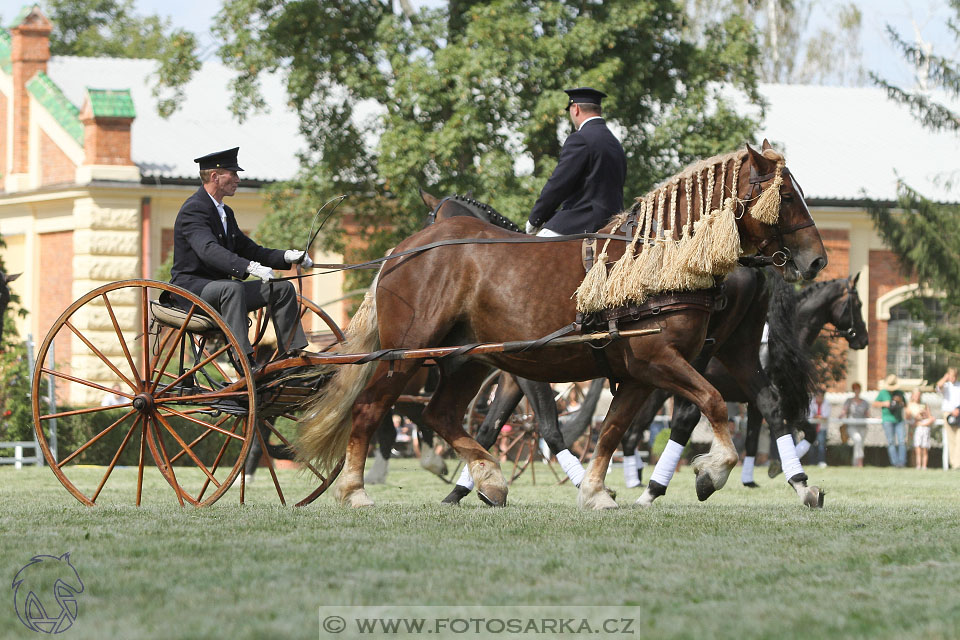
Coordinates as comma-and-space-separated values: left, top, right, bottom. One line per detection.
199, 279, 307, 357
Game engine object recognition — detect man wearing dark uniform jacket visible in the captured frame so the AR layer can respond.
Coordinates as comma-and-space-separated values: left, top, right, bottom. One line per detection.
169, 147, 312, 362
526, 87, 626, 236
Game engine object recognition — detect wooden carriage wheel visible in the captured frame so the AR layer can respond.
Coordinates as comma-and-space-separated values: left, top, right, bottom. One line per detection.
237, 294, 347, 506
32, 280, 256, 507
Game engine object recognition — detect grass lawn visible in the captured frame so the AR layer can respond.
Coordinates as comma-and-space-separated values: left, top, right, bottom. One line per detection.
2, 460, 958, 639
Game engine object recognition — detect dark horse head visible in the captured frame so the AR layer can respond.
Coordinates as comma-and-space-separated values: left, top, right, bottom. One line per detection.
419, 189, 521, 232
0, 270, 21, 345
797, 272, 869, 350
738, 140, 827, 282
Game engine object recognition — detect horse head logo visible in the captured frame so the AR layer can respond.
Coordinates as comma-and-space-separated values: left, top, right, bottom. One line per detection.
11, 552, 84, 634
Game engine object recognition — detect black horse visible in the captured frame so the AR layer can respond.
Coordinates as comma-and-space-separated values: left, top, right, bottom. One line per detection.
0, 270, 21, 343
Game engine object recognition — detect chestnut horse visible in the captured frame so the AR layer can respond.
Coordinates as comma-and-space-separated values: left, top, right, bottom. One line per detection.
296, 143, 827, 509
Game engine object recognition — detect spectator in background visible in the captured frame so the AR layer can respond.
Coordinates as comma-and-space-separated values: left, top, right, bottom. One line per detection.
874, 374, 907, 468
808, 389, 829, 467
936, 367, 960, 470
100, 385, 126, 407
840, 382, 871, 468
906, 388, 935, 470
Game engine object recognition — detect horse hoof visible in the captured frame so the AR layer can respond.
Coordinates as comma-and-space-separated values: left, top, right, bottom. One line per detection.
767, 460, 782, 479
477, 488, 506, 507
695, 473, 717, 502
742, 481, 760, 488
338, 488, 374, 508
420, 449, 448, 477
803, 485, 825, 509
578, 481, 619, 510
635, 491, 656, 509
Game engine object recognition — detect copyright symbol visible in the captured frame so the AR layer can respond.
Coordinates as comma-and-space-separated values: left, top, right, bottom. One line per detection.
323, 615, 346, 634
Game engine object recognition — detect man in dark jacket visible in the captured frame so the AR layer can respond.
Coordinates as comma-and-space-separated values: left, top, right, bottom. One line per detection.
526, 87, 627, 236
170, 147, 310, 362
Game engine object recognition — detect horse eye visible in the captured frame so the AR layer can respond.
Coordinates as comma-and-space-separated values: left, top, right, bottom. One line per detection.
781, 193, 794, 202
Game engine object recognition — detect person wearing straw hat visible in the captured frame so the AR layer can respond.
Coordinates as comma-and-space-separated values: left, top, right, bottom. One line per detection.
169, 147, 313, 364
526, 87, 626, 237
873, 373, 907, 467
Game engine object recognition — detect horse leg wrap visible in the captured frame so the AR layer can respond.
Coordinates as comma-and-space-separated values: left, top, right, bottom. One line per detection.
557, 449, 586, 486
741, 455, 756, 484
650, 440, 684, 487
775, 434, 805, 481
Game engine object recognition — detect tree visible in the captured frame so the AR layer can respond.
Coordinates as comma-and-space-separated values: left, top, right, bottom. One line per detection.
181, 0, 765, 294
684, 0, 864, 85
869, 1, 960, 366
41, 0, 200, 117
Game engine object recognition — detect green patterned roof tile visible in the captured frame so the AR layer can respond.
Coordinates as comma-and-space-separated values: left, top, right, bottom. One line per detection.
86, 88, 135, 118
8, 5, 37, 29
26, 71, 84, 146
0, 30, 11, 74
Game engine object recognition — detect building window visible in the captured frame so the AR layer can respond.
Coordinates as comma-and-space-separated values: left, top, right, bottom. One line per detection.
886, 299, 949, 380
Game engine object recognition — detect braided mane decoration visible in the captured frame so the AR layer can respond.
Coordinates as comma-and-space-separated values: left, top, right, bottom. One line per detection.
574, 147, 786, 313
450, 194, 521, 232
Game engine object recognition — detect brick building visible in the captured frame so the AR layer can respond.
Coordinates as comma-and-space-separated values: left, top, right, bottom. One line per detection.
0, 7, 956, 404
0, 7, 346, 404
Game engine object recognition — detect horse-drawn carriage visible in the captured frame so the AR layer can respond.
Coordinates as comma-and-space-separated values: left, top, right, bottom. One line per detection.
33, 142, 840, 511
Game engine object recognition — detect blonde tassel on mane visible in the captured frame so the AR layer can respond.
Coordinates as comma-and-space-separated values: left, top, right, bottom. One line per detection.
751, 159, 784, 225
574, 238, 612, 312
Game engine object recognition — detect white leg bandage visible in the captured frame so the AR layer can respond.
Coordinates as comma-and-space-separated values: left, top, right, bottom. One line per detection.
795, 439, 811, 458
623, 454, 641, 488
556, 449, 586, 486
456, 466, 474, 491
776, 434, 805, 480
635, 451, 645, 469
650, 440, 685, 487
741, 456, 755, 483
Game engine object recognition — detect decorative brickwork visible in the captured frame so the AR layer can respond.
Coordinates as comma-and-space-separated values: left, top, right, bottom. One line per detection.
868, 249, 913, 388
38, 230, 73, 403
39, 128, 76, 186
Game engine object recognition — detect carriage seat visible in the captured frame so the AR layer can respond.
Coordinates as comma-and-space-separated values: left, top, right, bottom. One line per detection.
150, 299, 220, 333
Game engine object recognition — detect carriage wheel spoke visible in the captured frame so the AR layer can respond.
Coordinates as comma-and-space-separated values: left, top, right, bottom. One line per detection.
39, 366, 135, 403
156, 343, 233, 395
136, 415, 146, 506
149, 305, 201, 394
150, 416, 186, 507
101, 293, 144, 389
168, 414, 231, 464
263, 418, 323, 478
56, 409, 136, 468
63, 321, 139, 392
91, 417, 140, 503
154, 412, 221, 487
141, 287, 151, 388
197, 416, 243, 501
158, 405, 245, 441
40, 401, 133, 422
256, 427, 286, 506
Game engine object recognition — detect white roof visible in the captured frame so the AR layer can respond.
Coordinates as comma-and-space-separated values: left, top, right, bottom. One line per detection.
46, 56, 303, 182
754, 83, 960, 203
42, 59, 960, 202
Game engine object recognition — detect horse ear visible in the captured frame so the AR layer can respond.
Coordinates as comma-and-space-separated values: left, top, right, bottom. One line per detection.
851, 271, 860, 286
419, 187, 440, 209
5, 272, 21, 283
761, 138, 773, 151
746, 142, 776, 169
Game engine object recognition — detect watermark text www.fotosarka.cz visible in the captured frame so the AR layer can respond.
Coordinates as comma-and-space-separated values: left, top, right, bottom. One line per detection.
319, 606, 641, 639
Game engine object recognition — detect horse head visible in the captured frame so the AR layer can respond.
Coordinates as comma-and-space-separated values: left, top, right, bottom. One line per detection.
830, 272, 869, 349
739, 140, 827, 282
419, 188, 521, 232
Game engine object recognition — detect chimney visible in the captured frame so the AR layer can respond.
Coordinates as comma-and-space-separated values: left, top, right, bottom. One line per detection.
79, 89, 135, 166
10, 5, 52, 175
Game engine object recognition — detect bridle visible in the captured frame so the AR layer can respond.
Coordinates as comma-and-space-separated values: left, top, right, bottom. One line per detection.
826, 280, 863, 341
745, 164, 816, 268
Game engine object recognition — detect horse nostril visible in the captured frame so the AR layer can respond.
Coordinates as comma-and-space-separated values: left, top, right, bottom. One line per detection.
806, 256, 827, 278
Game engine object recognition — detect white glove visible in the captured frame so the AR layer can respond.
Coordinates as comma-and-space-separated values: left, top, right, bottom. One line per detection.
284, 249, 313, 268
246, 261, 274, 282
525, 221, 540, 235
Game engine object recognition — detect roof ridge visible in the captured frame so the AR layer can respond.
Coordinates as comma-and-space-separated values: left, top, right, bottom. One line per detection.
26, 71, 84, 146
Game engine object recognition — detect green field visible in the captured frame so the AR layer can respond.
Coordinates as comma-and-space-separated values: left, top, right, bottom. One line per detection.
2, 461, 958, 639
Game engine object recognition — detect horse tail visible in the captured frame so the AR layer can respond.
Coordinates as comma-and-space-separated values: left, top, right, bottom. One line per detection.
296, 278, 381, 473
765, 270, 816, 425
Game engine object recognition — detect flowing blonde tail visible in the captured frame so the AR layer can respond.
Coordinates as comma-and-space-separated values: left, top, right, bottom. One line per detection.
295, 285, 381, 473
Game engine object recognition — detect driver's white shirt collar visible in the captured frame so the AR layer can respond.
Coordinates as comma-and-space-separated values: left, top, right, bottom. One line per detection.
578, 116, 602, 130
